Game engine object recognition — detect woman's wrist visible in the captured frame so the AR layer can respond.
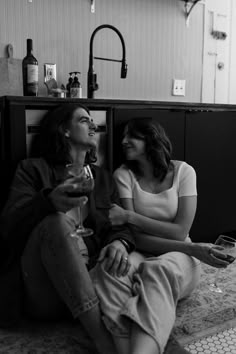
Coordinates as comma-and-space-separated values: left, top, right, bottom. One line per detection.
184, 242, 196, 257
126, 210, 133, 224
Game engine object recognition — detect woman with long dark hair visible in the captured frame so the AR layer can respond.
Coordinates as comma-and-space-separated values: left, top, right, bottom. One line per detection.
0, 104, 135, 354
91, 118, 231, 354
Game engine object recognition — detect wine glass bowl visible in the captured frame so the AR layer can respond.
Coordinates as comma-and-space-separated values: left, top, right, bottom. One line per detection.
65, 164, 94, 237
209, 235, 236, 293
66, 164, 94, 197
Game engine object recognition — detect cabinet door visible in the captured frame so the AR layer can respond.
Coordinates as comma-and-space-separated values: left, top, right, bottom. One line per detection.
112, 108, 185, 171
0, 100, 8, 211
186, 111, 236, 243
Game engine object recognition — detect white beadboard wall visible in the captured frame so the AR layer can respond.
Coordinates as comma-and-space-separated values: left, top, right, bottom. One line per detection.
0, 0, 204, 101
229, 1, 236, 104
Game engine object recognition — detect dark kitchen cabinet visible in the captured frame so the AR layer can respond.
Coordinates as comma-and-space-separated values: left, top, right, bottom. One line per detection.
185, 111, 236, 243
0, 97, 9, 211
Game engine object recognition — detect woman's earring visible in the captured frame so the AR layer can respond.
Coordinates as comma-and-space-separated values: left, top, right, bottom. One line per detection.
65, 131, 70, 138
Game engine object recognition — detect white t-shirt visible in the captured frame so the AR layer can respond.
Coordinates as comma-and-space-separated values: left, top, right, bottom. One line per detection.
113, 160, 197, 223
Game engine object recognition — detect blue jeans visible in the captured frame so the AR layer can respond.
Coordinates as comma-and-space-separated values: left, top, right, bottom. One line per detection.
21, 212, 99, 319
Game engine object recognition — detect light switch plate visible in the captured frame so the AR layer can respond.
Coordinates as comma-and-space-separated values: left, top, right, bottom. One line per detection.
172, 79, 186, 96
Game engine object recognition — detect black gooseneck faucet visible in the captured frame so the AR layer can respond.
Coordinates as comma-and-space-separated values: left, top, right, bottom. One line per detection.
87, 24, 128, 98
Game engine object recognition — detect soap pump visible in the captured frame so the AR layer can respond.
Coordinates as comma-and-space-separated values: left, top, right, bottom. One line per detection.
70, 71, 82, 98
66, 72, 73, 97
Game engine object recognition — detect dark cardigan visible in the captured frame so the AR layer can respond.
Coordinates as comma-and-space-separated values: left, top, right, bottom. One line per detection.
0, 158, 135, 327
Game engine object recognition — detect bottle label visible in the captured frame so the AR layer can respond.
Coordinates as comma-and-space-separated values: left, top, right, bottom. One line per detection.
27, 64, 38, 84
70, 87, 82, 98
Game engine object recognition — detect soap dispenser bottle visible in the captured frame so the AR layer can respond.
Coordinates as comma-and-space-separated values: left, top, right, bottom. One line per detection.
70, 71, 82, 98
66, 72, 73, 97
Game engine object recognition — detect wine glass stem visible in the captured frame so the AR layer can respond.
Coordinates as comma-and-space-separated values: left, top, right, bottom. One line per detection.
77, 205, 84, 231
213, 269, 221, 287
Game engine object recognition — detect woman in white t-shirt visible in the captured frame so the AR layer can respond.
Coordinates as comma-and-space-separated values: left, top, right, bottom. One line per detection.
91, 118, 230, 354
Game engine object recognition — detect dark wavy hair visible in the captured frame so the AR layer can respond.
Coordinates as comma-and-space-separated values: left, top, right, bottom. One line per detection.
123, 118, 172, 182
37, 103, 97, 165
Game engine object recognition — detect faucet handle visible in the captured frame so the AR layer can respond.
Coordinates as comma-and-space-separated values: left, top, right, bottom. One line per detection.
92, 73, 99, 91
87, 71, 99, 98
121, 61, 127, 79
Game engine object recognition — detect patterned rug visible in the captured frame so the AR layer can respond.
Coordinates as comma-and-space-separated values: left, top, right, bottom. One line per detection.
0, 262, 235, 353
174, 261, 236, 345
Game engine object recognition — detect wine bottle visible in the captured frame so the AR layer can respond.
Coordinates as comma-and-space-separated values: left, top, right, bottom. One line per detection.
22, 39, 38, 96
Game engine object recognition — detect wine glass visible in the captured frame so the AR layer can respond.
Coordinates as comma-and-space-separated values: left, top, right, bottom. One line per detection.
209, 235, 236, 293
65, 164, 94, 237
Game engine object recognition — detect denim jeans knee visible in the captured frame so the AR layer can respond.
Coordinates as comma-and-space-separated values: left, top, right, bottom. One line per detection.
21, 212, 98, 319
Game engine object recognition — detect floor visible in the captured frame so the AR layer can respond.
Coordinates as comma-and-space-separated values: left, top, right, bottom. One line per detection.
184, 327, 236, 353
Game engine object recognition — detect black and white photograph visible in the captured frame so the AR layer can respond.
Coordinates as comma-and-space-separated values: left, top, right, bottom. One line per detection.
0, 1, 236, 353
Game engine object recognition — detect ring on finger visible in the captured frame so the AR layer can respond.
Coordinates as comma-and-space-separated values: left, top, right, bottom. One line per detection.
122, 256, 128, 262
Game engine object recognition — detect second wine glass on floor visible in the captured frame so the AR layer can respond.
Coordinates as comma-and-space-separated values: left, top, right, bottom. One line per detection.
209, 235, 236, 293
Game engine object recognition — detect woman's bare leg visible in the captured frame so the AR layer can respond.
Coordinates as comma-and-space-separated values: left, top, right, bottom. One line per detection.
112, 324, 160, 354
130, 323, 160, 354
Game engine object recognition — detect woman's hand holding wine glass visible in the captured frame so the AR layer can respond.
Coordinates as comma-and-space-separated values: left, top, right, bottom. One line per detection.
209, 235, 236, 293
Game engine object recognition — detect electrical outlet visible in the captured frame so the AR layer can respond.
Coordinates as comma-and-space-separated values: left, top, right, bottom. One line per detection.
44, 63, 56, 82
172, 79, 186, 96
